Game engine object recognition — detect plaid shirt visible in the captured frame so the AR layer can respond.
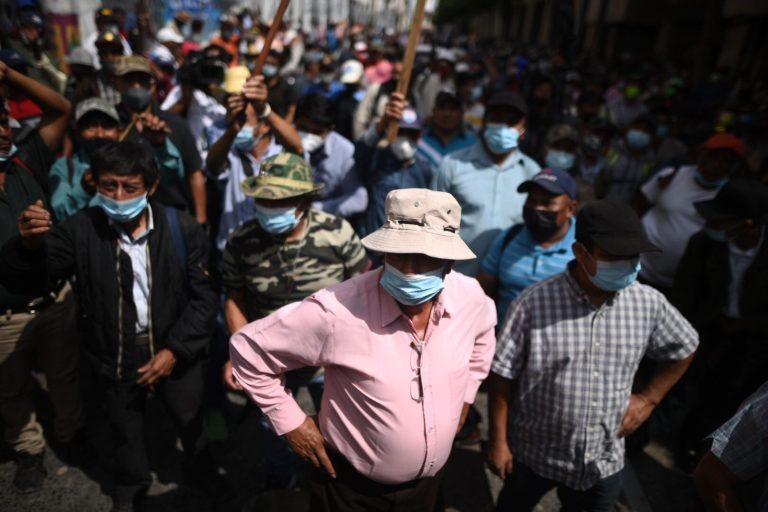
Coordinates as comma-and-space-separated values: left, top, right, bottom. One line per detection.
710, 381, 768, 510
493, 265, 698, 489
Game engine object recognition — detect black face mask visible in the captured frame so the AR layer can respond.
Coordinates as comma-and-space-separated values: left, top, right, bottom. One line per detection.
81, 137, 114, 155
523, 207, 562, 240
122, 87, 153, 112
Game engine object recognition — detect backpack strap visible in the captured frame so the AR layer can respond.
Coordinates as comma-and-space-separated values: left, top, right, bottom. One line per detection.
164, 206, 188, 276
501, 223, 525, 252
238, 150, 256, 177
11, 156, 34, 176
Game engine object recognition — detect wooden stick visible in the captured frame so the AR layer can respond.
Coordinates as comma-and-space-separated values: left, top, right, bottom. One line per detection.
386, 0, 428, 143
252, 0, 292, 77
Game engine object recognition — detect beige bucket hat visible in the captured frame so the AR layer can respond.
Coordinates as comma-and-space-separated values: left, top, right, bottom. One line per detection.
362, 189, 475, 261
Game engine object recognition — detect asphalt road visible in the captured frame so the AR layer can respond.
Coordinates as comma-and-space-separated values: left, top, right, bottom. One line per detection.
0, 385, 699, 512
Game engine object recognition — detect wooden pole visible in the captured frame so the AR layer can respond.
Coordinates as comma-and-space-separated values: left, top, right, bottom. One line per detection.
385, 0, 428, 143
252, 0, 292, 76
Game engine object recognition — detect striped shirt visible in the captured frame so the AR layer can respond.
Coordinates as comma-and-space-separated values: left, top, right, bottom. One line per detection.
481, 220, 576, 324
493, 267, 698, 489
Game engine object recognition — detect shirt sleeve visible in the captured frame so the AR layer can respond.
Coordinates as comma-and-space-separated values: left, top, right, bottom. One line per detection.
230, 298, 333, 435
481, 229, 507, 276
491, 296, 528, 380
645, 294, 699, 361
464, 295, 498, 403
710, 384, 768, 481
48, 157, 75, 221
640, 166, 675, 203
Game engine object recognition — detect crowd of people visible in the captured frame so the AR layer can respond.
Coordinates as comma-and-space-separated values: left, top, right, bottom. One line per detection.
0, 3, 767, 512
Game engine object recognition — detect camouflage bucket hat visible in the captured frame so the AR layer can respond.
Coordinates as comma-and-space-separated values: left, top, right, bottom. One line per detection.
240, 153, 324, 200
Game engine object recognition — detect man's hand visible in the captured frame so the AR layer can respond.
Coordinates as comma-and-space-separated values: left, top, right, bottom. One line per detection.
18, 200, 52, 250
618, 393, 656, 438
284, 416, 336, 478
226, 94, 247, 130
0, 60, 7, 81
486, 439, 514, 479
376, 92, 407, 133
137, 348, 177, 387
135, 113, 168, 146
222, 360, 243, 390
242, 76, 268, 116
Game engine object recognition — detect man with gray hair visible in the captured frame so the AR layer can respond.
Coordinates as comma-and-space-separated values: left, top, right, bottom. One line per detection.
231, 188, 496, 511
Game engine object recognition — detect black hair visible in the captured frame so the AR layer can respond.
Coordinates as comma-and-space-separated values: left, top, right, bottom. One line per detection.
296, 92, 334, 126
90, 140, 159, 186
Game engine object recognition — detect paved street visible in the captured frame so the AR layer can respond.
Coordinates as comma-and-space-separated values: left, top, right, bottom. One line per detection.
0, 384, 700, 512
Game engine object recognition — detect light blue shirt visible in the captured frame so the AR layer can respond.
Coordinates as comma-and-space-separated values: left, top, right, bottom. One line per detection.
48, 151, 99, 222
309, 130, 368, 218
431, 142, 541, 275
110, 204, 154, 335
481, 220, 576, 324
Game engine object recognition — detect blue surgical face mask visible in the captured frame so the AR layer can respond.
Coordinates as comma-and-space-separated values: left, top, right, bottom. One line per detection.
380, 263, 445, 306
0, 144, 19, 165
234, 126, 257, 152
253, 203, 300, 234
587, 255, 641, 292
483, 123, 520, 154
96, 192, 148, 223
545, 149, 576, 171
262, 64, 279, 78
625, 129, 651, 150
694, 169, 728, 189
704, 228, 728, 243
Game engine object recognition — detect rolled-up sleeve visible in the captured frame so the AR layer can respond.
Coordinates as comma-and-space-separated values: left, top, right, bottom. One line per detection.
230, 298, 333, 435
465, 295, 498, 403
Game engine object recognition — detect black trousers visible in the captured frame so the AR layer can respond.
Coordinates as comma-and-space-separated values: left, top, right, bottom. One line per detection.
94, 346, 205, 501
309, 449, 445, 512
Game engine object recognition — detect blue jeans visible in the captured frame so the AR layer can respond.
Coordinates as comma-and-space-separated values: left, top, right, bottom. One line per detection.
496, 463, 623, 512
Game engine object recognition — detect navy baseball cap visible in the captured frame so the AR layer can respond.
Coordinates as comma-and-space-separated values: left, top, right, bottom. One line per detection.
518, 168, 577, 199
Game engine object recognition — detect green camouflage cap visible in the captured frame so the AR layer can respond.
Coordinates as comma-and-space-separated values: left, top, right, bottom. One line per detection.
240, 153, 324, 200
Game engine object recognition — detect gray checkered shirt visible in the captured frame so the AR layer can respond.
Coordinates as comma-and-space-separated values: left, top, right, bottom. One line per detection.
710, 381, 768, 511
492, 266, 698, 490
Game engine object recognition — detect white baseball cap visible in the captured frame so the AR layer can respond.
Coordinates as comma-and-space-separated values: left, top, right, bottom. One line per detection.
339, 60, 364, 84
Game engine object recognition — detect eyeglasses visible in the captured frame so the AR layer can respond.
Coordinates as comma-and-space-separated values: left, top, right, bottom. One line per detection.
410, 341, 425, 402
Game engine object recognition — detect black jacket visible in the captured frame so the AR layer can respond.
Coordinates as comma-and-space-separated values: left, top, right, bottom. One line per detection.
1, 202, 216, 380
671, 230, 768, 338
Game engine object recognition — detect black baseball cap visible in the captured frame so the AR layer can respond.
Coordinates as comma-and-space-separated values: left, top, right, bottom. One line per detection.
486, 91, 528, 117
576, 200, 660, 256
694, 178, 768, 224
518, 168, 577, 199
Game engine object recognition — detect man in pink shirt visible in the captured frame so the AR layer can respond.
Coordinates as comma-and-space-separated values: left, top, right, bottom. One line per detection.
231, 188, 496, 510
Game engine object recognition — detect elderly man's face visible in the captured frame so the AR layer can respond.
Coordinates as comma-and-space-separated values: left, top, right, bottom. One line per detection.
384, 253, 449, 276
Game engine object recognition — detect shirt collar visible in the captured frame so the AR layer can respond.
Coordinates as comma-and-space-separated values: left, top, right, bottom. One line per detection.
467, 141, 522, 171
377, 267, 453, 328
109, 203, 154, 243
523, 218, 577, 254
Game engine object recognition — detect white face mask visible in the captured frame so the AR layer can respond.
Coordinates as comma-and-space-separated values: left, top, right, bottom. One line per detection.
300, 131, 325, 153
390, 136, 417, 162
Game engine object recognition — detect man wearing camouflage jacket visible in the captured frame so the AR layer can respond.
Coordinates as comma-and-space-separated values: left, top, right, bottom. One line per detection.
220, 152, 368, 488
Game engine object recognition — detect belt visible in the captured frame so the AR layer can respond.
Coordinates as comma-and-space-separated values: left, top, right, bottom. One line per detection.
3, 295, 55, 316
135, 334, 150, 346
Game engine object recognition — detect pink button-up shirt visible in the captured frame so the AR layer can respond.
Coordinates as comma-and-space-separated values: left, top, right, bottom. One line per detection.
231, 268, 496, 485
